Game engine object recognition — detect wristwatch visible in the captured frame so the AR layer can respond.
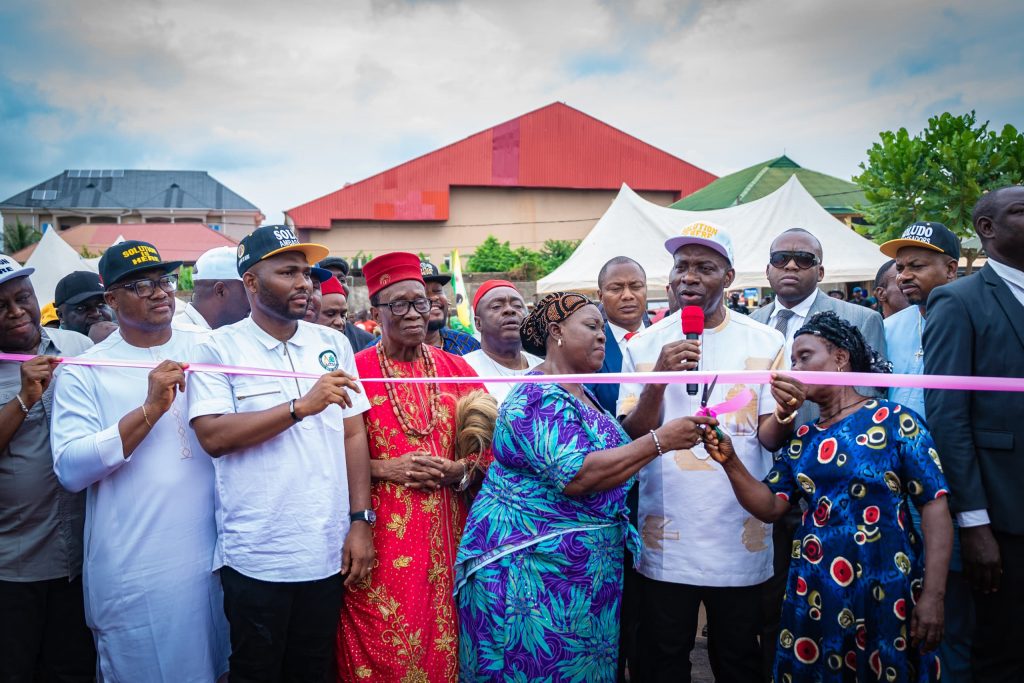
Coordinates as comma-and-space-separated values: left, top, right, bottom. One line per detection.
350, 509, 376, 525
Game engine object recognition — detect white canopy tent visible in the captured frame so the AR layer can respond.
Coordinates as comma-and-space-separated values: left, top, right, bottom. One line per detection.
24, 227, 98, 305
538, 175, 888, 295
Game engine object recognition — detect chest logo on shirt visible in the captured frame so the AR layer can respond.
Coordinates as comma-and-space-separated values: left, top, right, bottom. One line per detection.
319, 349, 340, 372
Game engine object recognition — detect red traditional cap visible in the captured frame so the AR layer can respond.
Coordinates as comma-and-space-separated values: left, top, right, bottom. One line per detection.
472, 279, 518, 311
363, 252, 425, 299
321, 275, 346, 297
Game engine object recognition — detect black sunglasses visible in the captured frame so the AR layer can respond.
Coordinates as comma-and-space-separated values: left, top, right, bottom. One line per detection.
769, 251, 820, 269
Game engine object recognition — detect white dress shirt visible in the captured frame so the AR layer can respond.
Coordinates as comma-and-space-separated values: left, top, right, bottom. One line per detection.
462, 349, 543, 403
188, 318, 370, 582
51, 327, 230, 682
172, 301, 212, 330
767, 289, 818, 365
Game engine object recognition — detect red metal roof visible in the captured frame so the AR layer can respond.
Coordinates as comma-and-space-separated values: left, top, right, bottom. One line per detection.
286, 102, 717, 230
12, 223, 238, 264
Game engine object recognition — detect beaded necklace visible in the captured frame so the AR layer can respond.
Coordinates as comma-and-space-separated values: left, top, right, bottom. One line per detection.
377, 342, 443, 438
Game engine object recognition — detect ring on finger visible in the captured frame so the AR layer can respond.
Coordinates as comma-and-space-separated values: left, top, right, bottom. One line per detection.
788, 397, 798, 406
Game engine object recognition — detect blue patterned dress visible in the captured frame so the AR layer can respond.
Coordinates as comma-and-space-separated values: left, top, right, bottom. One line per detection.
766, 399, 948, 682
455, 379, 638, 683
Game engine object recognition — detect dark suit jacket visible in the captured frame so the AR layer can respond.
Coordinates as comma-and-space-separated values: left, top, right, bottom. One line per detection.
343, 322, 376, 352
591, 321, 625, 415
924, 264, 1024, 534
751, 290, 888, 423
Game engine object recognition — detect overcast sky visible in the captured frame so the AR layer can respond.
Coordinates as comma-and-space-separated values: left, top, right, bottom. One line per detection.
2, 0, 1022, 223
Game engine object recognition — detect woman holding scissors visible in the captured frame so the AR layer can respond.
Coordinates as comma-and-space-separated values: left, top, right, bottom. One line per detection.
454, 292, 717, 682
702, 311, 952, 683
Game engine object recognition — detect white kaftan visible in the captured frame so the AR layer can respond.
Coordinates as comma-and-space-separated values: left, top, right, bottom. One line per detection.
50, 328, 229, 683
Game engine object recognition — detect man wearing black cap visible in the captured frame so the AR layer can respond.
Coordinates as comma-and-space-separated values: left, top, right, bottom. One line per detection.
51, 240, 229, 681
0, 255, 95, 681
319, 255, 350, 281
420, 261, 480, 355
189, 225, 374, 682
54, 270, 114, 336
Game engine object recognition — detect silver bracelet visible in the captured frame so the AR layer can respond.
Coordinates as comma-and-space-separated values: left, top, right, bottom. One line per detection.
650, 429, 664, 457
14, 393, 29, 415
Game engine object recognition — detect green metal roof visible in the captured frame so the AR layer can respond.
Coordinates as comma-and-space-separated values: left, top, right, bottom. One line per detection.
669, 155, 866, 215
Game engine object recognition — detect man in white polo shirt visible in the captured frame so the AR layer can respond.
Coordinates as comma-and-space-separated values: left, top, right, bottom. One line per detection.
617, 222, 804, 682
188, 225, 374, 682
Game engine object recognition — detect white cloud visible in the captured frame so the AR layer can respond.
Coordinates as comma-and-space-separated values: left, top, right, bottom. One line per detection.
1, 0, 1021, 220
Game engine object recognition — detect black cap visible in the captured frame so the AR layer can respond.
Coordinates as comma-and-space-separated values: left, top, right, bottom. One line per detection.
98, 241, 182, 288
236, 225, 330, 276
419, 261, 452, 286
880, 222, 961, 260
55, 271, 105, 306
318, 256, 350, 277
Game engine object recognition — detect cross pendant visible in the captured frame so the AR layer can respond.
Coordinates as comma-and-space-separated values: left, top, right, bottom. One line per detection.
914, 348, 924, 360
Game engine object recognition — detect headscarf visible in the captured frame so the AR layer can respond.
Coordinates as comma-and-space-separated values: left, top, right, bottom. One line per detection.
794, 311, 892, 373
519, 291, 592, 357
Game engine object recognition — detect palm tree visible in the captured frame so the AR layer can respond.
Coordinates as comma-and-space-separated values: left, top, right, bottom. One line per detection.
3, 221, 42, 255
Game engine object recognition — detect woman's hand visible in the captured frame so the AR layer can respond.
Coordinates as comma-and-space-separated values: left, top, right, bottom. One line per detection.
655, 415, 718, 452
769, 373, 806, 417
701, 426, 736, 465
375, 451, 437, 489
910, 590, 944, 652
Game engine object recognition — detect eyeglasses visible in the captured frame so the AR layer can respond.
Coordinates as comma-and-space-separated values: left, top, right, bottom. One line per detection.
769, 251, 820, 269
377, 297, 432, 316
112, 274, 178, 298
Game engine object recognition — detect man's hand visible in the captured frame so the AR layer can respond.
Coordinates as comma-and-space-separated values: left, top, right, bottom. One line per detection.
962, 525, 1002, 593
410, 455, 465, 488
653, 339, 700, 372
341, 521, 375, 587
294, 370, 363, 419
769, 373, 806, 417
144, 360, 188, 418
19, 355, 61, 409
910, 590, 944, 652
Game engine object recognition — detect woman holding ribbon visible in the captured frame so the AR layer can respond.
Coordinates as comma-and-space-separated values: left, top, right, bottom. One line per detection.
454, 292, 716, 682
336, 252, 490, 683
703, 311, 952, 682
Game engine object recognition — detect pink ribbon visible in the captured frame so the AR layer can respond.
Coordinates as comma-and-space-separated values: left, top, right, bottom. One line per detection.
697, 389, 755, 418
2, 353, 1024, 392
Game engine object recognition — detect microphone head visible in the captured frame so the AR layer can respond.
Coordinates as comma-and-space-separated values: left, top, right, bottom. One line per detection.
681, 306, 705, 335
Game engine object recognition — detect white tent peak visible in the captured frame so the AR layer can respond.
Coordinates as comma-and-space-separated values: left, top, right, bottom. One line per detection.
538, 175, 887, 294
25, 228, 98, 305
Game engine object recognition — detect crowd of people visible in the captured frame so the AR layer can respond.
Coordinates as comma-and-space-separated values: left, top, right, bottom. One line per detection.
0, 184, 1022, 683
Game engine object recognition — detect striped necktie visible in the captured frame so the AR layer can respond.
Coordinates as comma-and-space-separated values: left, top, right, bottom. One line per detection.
774, 308, 795, 337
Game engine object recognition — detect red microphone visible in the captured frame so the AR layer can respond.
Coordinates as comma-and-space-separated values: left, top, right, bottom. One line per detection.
681, 306, 704, 396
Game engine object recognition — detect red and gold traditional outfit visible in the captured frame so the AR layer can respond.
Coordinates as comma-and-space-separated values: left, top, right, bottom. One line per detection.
337, 344, 487, 683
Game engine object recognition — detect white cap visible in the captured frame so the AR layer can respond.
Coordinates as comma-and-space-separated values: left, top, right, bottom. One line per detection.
664, 221, 734, 264
0, 254, 35, 287
194, 246, 242, 281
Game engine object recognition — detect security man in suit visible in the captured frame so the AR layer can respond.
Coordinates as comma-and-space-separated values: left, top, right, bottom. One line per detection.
924, 185, 1024, 682
750, 227, 887, 678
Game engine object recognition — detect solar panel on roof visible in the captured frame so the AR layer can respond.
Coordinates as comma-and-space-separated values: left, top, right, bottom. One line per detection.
30, 190, 58, 200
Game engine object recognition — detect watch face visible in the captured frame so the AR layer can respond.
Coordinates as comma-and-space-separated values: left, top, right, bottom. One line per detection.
366, 509, 377, 524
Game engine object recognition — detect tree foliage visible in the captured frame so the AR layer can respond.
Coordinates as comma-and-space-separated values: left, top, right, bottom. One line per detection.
855, 111, 1024, 273
465, 236, 580, 279
3, 221, 42, 255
